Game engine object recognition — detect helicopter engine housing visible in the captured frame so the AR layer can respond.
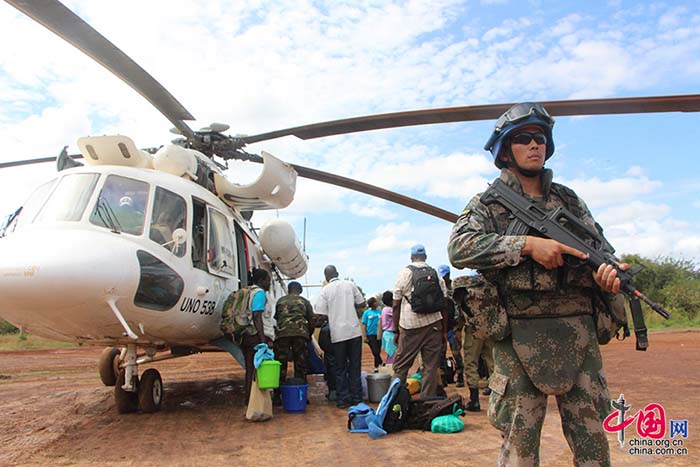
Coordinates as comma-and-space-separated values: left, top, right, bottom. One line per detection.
153, 144, 200, 180
78, 135, 153, 168
259, 219, 308, 279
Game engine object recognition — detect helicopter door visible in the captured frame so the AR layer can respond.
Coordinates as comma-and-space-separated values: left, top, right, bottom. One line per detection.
234, 224, 251, 288
206, 207, 236, 278
191, 198, 208, 271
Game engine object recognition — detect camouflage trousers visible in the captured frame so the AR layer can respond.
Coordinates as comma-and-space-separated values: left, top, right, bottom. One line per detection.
463, 330, 494, 389
488, 336, 611, 467
274, 336, 309, 383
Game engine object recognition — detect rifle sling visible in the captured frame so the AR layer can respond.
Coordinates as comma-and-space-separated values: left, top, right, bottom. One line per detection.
628, 297, 648, 351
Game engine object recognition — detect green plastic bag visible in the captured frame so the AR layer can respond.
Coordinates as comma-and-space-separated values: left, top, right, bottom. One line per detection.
430, 404, 464, 433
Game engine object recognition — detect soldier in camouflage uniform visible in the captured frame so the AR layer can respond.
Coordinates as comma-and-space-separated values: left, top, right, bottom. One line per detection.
274, 281, 315, 387
463, 320, 494, 411
448, 103, 629, 467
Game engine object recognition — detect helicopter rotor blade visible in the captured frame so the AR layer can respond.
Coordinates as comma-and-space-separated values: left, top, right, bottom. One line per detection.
5, 0, 195, 139
231, 152, 457, 222
240, 94, 700, 144
0, 155, 82, 170
291, 164, 457, 223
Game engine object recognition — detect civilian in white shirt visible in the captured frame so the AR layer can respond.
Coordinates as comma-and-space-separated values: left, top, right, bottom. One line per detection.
392, 244, 448, 398
315, 265, 366, 409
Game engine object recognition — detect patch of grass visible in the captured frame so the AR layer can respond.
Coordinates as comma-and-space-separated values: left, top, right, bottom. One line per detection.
0, 319, 18, 334
0, 334, 79, 351
645, 311, 700, 330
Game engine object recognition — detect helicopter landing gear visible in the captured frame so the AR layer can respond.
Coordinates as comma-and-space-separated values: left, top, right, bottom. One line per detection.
112, 344, 167, 414
98, 346, 120, 386
115, 368, 139, 414
138, 368, 163, 413
114, 343, 139, 414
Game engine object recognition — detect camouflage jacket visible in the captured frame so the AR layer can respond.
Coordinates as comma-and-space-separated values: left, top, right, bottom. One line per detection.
447, 168, 607, 316
448, 168, 612, 395
274, 294, 315, 339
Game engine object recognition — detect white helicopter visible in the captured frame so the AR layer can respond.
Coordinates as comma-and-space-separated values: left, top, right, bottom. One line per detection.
1, 0, 699, 414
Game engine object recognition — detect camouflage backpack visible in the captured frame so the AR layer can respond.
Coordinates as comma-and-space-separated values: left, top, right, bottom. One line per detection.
452, 274, 510, 341
221, 287, 256, 341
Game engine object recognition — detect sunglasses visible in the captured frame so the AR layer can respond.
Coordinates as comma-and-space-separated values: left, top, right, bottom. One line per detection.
510, 132, 547, 145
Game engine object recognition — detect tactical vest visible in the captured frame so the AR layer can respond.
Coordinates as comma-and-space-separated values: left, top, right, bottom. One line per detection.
480, 182, 597, 319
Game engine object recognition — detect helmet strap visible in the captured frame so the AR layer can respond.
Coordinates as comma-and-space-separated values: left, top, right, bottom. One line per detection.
504, 147, 543, 178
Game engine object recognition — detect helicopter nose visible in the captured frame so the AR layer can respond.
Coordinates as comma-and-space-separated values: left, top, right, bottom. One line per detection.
0, 229, 137, 332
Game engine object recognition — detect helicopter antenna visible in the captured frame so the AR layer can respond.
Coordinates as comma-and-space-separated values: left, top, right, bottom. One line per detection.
303, 217, 307, 253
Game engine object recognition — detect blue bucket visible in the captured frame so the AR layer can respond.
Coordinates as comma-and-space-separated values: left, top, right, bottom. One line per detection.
280, 384, 308, 413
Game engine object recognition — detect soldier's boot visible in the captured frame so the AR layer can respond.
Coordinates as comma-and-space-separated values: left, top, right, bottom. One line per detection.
456, 373, 465, 388
465, 388, 481, 412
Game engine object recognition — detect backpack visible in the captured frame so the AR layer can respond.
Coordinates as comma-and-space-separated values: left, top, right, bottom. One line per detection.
381, 384, 412, 433
220, 287, 255, 341
367, 378, 410, 439
407, 265, 445, 314
318, 323, 332, 353
405, 394, 465, 431
347, 403, 376, 433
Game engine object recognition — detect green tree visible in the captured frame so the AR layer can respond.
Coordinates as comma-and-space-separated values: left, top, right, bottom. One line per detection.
620, 254, 700, 327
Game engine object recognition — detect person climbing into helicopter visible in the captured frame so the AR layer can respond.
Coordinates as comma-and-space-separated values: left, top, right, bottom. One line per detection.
228, 267, 273, 402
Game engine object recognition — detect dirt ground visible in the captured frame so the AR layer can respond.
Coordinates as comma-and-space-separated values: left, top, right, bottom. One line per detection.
0, 329, 698, 467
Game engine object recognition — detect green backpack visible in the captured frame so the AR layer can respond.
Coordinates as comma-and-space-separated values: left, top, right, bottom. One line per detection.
221, 287, 256, 341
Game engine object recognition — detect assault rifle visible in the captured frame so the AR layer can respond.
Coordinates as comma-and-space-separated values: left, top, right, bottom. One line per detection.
480, 179, 670, 351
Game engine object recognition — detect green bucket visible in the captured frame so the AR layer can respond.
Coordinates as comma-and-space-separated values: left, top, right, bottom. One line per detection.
257, 360, 281, 389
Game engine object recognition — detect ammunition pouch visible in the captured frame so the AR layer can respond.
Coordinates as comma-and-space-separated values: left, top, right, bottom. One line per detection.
592, 291, 629, 345
452, 274, 510, 341
502, 258, 596, 293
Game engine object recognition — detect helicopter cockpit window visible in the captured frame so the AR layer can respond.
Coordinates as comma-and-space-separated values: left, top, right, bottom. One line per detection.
34, 174, 98, 224
207, 208, 235, 276
1, 178, 56, 236
89, 175, 149, 235
149, 187, 187, 257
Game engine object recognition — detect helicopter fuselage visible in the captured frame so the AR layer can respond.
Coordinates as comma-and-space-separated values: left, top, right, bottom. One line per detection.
0, 163, 280, 347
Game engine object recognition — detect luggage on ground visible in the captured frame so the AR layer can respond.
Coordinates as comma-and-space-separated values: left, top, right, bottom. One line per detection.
405, 394, 465, 431
348, 402, 376, 432
431, 404, 465, 433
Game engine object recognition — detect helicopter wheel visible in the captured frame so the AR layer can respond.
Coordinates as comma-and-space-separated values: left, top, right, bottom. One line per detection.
115, 369, 139, 414
138, 369, 163, 413
98, 347, 121, 386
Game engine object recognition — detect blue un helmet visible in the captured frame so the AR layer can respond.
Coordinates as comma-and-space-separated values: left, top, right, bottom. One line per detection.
484, 102, 556, 168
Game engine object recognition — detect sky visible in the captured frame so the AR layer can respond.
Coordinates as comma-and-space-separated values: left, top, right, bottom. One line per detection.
1, 0, 699, 302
